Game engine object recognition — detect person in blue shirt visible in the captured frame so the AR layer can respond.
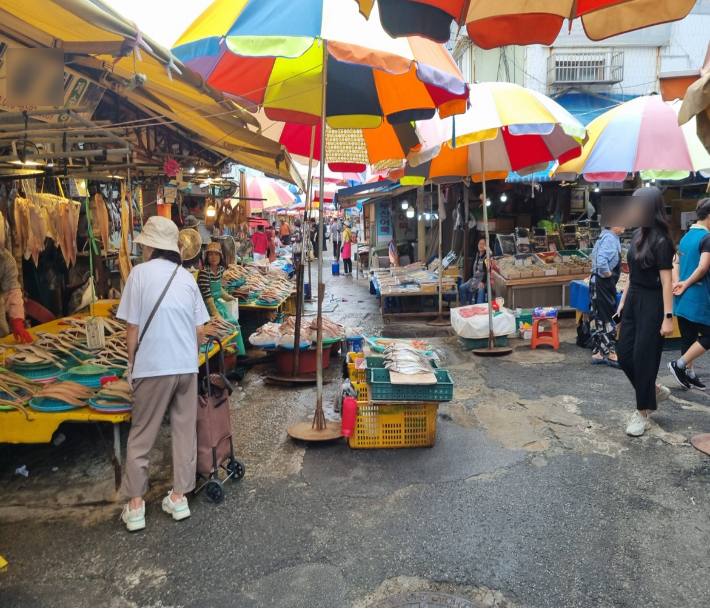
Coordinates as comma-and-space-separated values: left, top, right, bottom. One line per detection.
589, 226, 624, 367
668, 198, 710, 391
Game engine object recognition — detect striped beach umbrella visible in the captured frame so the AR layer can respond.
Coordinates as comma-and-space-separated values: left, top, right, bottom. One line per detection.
247, 177, 296, 213
557, 95, 695, 182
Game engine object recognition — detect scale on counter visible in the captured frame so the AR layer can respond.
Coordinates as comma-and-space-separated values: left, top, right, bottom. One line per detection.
561, 224, 579, 250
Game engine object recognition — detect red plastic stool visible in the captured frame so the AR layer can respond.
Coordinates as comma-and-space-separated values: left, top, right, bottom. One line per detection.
531, 317, 559, 350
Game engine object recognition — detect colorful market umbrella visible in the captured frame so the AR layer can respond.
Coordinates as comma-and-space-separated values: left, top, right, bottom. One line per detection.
354, 0, 695, 49
173, 0, 469, 436
557, 95, 695, 182
394, 83, 587, 349
671, 100, 710, 176
173, 0, 469, 129
393, 83, 587, 184
258, 112, 418, 173
247, 176, 296, 212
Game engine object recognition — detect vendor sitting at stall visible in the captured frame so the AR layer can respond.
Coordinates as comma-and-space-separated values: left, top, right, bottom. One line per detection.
459, 237, 488, 305
197, 242, 245, 355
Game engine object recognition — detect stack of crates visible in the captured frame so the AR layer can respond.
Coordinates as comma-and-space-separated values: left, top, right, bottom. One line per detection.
345, 352, 444, 449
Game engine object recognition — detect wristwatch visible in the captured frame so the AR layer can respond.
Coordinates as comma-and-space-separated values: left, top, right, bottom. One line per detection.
665, 313, 673, 319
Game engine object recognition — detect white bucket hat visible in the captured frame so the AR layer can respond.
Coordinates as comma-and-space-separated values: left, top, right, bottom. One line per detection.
134, 216, 180, 253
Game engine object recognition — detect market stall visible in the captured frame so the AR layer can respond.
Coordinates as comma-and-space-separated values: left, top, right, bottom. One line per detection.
0, 301, 240, 490
370, 263, 459, 323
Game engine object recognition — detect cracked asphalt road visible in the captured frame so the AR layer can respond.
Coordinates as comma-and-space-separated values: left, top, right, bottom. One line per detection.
2, 253, 710, 607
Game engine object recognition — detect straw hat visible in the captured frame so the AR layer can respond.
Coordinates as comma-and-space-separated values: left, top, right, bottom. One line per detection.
134, 216, 180, 253
178, 228, 202, 260
205, 242, 223, 255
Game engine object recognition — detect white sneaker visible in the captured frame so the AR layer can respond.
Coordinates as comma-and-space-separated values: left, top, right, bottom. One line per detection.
626, 411, 650, 437
656, 384, 670, 405
121, 501, 145, 532
162, 490, 191, 521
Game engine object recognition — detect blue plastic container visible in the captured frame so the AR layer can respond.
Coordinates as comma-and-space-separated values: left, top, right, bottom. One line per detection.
332, 262, 340, 275
346, 337, 364, 353
304, 282, 311, 300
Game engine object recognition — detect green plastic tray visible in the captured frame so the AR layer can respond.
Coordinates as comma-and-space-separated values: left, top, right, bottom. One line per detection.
364, 356, 439, 384
368, 368, 453, 402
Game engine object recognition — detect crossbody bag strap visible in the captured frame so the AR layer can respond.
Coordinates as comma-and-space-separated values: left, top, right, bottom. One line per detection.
135, 263, 180, 355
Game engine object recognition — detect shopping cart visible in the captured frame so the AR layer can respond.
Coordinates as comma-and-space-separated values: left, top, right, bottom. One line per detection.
194, 336, 245, 503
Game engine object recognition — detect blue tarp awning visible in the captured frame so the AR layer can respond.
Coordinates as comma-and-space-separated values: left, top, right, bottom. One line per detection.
551, 91, 639, 126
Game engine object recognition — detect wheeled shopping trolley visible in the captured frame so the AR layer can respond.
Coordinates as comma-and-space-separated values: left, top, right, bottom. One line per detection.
194, 336, 245, 503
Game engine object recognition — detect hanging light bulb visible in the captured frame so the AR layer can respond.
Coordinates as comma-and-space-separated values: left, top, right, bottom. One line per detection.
651, 178, 657, 184
425, 212, 431, 220
189, 166, 195, 174
594, 183, 600, 192
486, 199, 491, 207
401, 200, 409, 210
406, 208, 415, 218
500, 193, 507, 202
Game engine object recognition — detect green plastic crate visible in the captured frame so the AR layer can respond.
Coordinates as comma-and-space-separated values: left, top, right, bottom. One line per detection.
364, 356, 439, 384
460, 335, 508, 350
368, 368, 453, 402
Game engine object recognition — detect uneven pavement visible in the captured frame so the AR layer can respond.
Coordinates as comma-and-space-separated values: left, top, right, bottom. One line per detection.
2, 252, 710, 607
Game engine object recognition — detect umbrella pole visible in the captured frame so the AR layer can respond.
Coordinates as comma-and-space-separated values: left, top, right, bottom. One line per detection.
293, 125, 317, 377
314, 42, 328, 431
474, 141, 512, 357
428, 184, 449, 326
288, 44, 341, 442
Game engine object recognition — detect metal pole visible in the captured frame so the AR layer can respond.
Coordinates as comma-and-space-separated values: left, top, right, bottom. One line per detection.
293, 126, 317, 377
438, 184, 443, 317
313, 42, 328, 431
481, 143, 495, 344
463, 182, 470, 283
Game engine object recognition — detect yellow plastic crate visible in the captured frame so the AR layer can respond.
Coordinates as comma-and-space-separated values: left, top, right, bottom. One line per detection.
352, 380, 369, 401
346, 352, 367, 383
283, 295, 297, 316
348, 401, 439, 449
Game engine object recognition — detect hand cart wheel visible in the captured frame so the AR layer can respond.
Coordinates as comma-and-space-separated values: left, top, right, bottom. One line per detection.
228, 459, 246, 481
205, 479, 225, 503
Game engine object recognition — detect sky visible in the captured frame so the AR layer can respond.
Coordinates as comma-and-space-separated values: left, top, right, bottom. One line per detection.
104, 0, 214, 48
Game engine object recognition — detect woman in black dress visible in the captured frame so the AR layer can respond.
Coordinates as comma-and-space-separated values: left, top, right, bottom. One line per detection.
616, 187, 675, 437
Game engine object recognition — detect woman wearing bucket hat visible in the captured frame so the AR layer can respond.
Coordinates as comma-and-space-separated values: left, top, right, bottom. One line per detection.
198, 242, 246, 357
116, 216, 210, 532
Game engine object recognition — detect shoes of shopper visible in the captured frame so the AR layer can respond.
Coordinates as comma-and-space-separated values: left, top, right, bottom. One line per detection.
121, 501, 146, 532
668, 360, 691, 389
626, 411, 651, 437
590, 356, 606, 365
656, 384, 670, 404
687, 374, 707, 391
606, 358, 621, 369
162, 491, 191, 521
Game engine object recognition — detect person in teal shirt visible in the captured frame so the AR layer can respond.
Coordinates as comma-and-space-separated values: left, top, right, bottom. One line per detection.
668, 199, 710, 390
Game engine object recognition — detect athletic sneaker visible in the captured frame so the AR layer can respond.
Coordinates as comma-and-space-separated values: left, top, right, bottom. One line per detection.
162, 491, 191, 521
687, 375, 707, 391
121, 501, 146, 532
668, 361, 691, 389
626, 411, 651, 437
656, 384, 670, 404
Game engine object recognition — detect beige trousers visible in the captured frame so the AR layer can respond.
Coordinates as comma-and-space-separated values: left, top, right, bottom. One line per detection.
122, 373, 198, 497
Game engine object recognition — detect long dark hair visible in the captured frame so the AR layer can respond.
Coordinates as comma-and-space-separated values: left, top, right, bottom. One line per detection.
150, 248, 182, 265
632, 186, 674, 269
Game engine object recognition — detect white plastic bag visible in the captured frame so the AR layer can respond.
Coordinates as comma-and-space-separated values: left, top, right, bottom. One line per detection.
450, 306, 516, 339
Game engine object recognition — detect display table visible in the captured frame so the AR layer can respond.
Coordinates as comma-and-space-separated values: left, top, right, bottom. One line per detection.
379, 288, 459, 323
492, 271, 576, 310
0, 306, 239, 491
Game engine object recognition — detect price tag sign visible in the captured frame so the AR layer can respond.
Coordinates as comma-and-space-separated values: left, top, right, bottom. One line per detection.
518, 237, 530, 245
562, 256, 571, 263
514, 259, 524, 268
523, 258, 533, 267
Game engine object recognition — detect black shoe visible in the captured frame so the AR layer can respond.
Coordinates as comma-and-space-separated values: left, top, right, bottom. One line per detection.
668, 360, 691, 389
687, 374, 707, 391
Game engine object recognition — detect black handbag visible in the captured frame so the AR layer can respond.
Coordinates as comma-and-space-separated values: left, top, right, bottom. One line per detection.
576, 315, 593, 348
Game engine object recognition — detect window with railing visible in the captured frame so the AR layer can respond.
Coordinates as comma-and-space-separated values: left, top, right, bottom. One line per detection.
548, 51, 624, 85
